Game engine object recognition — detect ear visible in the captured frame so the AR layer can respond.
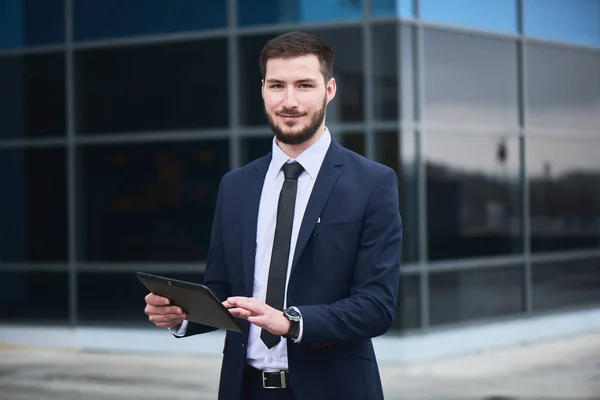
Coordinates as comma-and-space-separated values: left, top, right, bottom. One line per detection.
325, 78, 337, 104
261, 79, 265, 99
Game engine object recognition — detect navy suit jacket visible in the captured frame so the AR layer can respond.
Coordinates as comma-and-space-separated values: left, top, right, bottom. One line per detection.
179, 139, 403, 399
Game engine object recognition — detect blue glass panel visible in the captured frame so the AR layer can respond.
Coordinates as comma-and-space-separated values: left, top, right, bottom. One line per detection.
238, 0, 363, 26
421, 0, 518, 33
524, 0, 600, 47
73, 0, 226, 41
372, 0, 414, 17
0, 0, 64, 48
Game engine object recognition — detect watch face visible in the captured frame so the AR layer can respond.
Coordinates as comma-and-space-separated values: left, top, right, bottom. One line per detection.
285, 308, 301, 320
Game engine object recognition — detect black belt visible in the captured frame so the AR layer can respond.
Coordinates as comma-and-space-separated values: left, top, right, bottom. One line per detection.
245, 366, 290, 389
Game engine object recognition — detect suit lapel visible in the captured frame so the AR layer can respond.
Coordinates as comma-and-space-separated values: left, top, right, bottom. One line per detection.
291, 140, 344, 273
242, 154, 270, 297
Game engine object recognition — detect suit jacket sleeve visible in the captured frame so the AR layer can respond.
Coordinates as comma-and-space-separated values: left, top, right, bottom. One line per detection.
297, 167, 403, 343
174, 174, 232, 338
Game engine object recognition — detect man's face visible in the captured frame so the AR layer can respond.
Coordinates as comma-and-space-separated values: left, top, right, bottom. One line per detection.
262, 54, 336, 145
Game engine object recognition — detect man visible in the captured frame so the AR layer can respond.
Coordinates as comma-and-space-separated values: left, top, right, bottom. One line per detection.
144, 31, 403, 400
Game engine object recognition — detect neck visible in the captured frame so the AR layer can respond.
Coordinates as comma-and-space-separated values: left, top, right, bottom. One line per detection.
277, 125, 325, 159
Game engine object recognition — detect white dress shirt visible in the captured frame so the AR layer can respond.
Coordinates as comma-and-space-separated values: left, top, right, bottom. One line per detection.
170, 128, 332, 372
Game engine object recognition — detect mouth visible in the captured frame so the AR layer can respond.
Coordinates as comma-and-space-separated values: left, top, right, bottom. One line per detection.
277, 113, 304, 122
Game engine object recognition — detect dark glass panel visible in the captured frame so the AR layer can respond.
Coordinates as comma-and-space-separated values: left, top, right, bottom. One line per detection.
0, 0, 64, 48
81, 140, 229, 261
0, 147, 67, 261
422, 0, 517, 33
238, 0, 362, 26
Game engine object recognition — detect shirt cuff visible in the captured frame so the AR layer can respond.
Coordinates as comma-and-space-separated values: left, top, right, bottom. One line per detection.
168, 320, 188, 337
289, 306, 303, 343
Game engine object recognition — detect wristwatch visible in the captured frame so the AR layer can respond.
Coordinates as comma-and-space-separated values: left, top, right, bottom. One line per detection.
282, 307, 301, 340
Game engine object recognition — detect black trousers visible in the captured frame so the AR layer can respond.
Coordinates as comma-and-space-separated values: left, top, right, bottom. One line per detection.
240, 366, 296, 400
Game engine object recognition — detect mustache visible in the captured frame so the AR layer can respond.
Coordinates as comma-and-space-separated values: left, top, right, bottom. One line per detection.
276, 109, 305, 117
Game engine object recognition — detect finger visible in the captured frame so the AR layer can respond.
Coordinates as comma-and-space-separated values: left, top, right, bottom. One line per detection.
226, 296, 249, 306
228, 298, 265, 315
158, 305, 185, 315
228, 307, 251, 319
145, 293, 170, 306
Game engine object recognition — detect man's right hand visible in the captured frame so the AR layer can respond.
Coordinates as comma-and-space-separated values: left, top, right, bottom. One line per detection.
144, 293, 187, 328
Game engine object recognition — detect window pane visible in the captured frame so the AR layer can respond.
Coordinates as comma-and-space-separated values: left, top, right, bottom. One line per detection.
430, 266, 523, 326
81, 140, 229, 261
0, 147, 67, 261
529, 136, 600, 252
0, 0, 64, 48
374, 131, 418, 263
527, 43, 600, 131
75, 39, 228, 134
373, 0, 413, 17
391, 274, 420, 331
422, 0, 517, 33
78, 271, 204, 325
239, 28, 363, 126
533, 257, 600, 312
0, 53, 65, 139
0, 271, 69, 322
73, 0, 226, 41
372, 23, 398, 121
424, 29, 518, 127
241, 136, 273, 166
238, 0, 362, 26
339, 131, 365, 156
426, 133, 523, 260
524, 0, 600, 47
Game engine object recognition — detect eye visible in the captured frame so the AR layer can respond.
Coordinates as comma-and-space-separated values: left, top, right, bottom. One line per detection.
270, 84, 284, 89
299, 84, 313, 89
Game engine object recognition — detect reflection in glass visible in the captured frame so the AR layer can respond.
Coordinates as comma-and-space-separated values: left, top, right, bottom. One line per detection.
430, 266, 523, 326
0, 53, 65, 138
0, 271, 69, 322
238, 0, 362, 26
421, 0, 518, 33
239, 28, 364, 126
524, 0, 600, 47
372, 0, 413, 17
527, 44, 600, 131
374, 131, 418, 262
424, 29, 518, 127
533, 257, 600, 312
340, 132, 365, 156
76, 39, 228, 134
425, 133, 522, 260
0, 148, 67, 262
74, 0, 226, 41
528, 137, 600, 252
391, 274, 420, 331
78, 272, 204, 324
372, 24, 398, 121
242, 136, 273, 166
81, 141, 229, 261
0, 0, 64, 48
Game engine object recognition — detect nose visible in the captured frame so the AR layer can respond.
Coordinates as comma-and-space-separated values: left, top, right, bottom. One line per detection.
281, 87, 299, 108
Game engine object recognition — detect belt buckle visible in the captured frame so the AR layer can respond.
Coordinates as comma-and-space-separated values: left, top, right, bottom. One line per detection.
262, 371, 287, 389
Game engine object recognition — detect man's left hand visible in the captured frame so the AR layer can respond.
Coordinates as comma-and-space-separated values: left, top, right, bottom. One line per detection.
224, 297, 290, 336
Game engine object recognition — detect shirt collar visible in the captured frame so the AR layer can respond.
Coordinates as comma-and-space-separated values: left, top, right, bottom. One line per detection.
270, 127, 332, 180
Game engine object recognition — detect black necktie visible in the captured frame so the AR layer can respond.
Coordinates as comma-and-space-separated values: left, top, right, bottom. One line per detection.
261, 161, 305, 349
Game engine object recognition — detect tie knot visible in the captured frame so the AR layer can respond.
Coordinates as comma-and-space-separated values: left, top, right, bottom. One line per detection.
282, 162, 304, 180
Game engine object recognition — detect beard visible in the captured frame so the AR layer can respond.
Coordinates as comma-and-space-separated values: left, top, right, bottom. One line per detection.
265, 96, 327, 146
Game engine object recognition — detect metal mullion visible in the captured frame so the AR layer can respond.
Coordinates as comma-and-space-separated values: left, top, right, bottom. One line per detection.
414, 0, 429, 330
363, 0, 375, 160
236, 20, 364, 37
78, 262, 207, 273
530, 249, 600, 265
0, 45, 66, 56
517, 0, 532, 315
0, 138, 68, 149
0, 263, 68, 271
65, 0, 78, 327
228, 0, 240, 171
74, 129, 230, 146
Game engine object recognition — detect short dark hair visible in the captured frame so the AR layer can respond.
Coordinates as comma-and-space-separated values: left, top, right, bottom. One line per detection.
259, 31, 335, 82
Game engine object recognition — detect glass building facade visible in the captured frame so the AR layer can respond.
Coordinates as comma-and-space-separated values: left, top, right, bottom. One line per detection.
1, 0, 599, 335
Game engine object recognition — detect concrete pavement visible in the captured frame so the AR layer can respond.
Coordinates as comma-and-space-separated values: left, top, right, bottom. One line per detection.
0, 330, 598, 399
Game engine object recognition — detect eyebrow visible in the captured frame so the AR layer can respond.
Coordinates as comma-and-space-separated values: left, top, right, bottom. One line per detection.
266, 78, 318, 85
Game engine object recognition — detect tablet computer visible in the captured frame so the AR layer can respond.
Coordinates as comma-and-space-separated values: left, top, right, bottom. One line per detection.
136, 272, 244, 333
